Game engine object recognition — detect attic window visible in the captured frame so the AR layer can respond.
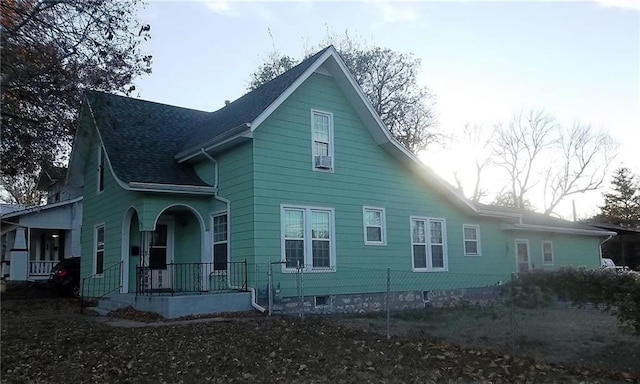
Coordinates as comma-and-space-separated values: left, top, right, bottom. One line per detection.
311, 110, 333, 172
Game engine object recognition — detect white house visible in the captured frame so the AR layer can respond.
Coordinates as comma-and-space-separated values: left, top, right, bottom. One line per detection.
1, 167, 82, 281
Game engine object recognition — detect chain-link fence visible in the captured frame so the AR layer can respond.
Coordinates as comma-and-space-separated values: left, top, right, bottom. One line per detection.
258, 264, 639, 374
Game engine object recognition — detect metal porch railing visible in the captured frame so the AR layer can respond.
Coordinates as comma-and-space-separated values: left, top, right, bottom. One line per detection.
136, 260, 248, 296
79, 261, 122, 312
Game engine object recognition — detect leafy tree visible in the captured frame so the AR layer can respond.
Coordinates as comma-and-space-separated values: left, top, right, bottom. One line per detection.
248, 34, 437, 153
598, 167, 640, 228
1, 0, 152, 177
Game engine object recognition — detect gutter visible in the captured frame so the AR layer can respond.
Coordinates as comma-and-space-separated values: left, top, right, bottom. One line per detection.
127, 182, 216, 195
201, 149, 265, 313
176, 123, 252, 162
502, 223, 618, 237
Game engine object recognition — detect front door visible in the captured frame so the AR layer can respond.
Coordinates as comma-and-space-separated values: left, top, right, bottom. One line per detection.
516, 240, 530, 273
149, 223, 173, 291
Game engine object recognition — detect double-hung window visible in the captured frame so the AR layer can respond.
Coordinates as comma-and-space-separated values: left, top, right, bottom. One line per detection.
213, 213, 228, 271
463, 225, 481, 256
363, 207, 386, 245
542, 241, 554, 265
94, 224, 105, 275
411, 217, 447, 271
282, 205, 335, 272
311, 110, 333, 171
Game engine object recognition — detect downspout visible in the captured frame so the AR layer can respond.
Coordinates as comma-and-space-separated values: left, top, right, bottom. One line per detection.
200, 148, 265, 313
598, 233, 616, 264
200, 149, 219, 189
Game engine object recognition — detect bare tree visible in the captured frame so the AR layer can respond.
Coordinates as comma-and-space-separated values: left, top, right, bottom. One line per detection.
542, 123, 617, 214
451, 124, 492, 202
248, 32, 438, 153
0, 172, 45, 206
492, 109, 557, 210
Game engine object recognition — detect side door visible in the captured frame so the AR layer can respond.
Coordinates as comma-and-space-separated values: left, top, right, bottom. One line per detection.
515, 239, 530, 273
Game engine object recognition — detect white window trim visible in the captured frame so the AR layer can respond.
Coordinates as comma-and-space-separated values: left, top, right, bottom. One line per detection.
212, 212, 229, 271
281, 204, 336, 273
363, 206, 387, 246
310, 109, 334, 173
462, 224, 481, 256
410, 216, 448, 272
97, 147, 105, 195
515, 239, 531, 272
542, 240, 554, 265
93, 223, 105, 276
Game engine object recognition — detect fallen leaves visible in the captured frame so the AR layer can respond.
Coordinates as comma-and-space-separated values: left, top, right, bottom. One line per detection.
1, 297, 638, 384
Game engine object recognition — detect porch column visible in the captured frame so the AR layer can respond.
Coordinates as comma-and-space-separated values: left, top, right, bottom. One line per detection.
9, 228, 28, 281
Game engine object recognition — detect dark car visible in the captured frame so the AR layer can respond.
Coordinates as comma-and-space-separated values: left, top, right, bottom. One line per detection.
49, 257, 81, 297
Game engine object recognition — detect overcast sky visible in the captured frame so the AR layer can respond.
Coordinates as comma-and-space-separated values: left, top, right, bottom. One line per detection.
135, 0, 639, 218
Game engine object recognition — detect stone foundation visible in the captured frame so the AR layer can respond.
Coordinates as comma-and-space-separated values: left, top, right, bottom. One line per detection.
269, 287, 500, 315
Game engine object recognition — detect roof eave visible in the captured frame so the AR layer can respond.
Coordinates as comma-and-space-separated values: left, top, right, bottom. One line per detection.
175, 124, 252, 162
1, 196, 83, 219
501, 223, 617, 237
128, 182, 216, 195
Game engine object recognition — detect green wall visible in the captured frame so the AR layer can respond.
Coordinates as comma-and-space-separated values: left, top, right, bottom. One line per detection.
79, 72, 604, 299
248, 73, 603, 297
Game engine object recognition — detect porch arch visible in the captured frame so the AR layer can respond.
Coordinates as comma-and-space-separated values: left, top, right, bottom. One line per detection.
120, 206, 141, 293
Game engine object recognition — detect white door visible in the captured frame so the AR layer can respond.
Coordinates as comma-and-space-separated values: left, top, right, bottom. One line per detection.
516, 240, 530, 273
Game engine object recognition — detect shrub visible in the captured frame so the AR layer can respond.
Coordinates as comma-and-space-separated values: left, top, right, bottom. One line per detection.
501, 268, 640, 333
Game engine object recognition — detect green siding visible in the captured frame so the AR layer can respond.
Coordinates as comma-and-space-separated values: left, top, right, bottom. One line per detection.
249, 73, 603, 297
80, 72, 604, 300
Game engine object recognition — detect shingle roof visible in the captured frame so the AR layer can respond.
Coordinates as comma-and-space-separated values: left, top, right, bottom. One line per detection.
85, 46, 332, 186
475, 203, 602, 231
85, 91, 212, 186
180, 46, 332, 154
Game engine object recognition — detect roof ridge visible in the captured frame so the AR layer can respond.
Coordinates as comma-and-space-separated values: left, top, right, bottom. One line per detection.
209, 45, 333, 115
84, 90, 210, 114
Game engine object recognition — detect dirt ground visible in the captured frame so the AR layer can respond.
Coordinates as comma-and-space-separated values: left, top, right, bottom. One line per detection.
1, 292, 638, 383
339, 305, 640, 375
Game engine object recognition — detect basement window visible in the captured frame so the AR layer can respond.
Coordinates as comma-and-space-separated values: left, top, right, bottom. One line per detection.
315, 295, 330, 307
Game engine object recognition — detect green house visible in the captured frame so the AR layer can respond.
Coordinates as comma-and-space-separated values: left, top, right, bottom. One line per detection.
68, 46, 614, 316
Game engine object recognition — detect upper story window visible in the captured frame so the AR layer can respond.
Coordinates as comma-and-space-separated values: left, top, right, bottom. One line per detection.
282, 205, 335, 272
411, 217, 448, 272
97, 147, 105, 193
311, 110, 334, 172
463, 224, 481, 256
542, 241, 554, 265
363, 206, 386, 245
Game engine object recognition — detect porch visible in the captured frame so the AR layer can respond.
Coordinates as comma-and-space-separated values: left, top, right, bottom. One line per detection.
82, 260, 253, 318
93, 291, 253, 319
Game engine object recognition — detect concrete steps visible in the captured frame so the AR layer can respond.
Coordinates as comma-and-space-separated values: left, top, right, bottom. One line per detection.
92, 294, 137, 316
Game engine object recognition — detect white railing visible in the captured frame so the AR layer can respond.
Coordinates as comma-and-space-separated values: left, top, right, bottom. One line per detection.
29, 261, 58, 276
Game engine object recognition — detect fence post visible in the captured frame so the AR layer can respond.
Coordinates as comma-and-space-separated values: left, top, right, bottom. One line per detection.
268, 263, 273, 317
510, 272, 516, 357
386, 267, 391, 339
243, 259, 248, 291
300, 263, 305, 321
